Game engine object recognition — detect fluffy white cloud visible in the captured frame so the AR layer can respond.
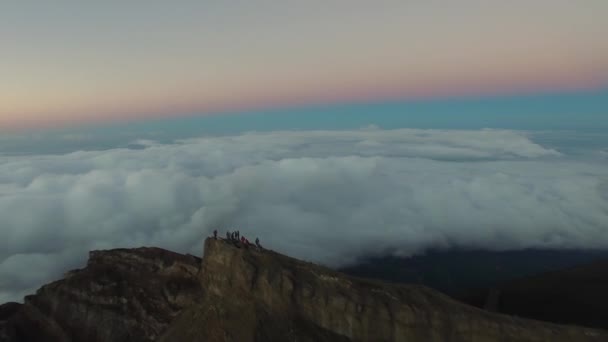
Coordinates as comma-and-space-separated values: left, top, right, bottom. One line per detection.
0, 128, 607, 302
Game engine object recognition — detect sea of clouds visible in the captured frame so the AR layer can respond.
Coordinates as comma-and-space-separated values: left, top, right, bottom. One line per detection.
1, 128, 608, 302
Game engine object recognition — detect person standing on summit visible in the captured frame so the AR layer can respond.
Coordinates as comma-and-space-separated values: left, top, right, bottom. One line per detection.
213, 229, 217, 239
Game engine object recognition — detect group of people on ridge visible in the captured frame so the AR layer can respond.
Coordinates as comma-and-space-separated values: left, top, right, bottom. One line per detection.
212, 229, 262, 249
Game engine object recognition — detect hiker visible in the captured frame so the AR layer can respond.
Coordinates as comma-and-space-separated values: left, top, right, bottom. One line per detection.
236, 230, 240, 240
226, 231, 231, 240
255, 237, 261, 249
213, 229, 217, 239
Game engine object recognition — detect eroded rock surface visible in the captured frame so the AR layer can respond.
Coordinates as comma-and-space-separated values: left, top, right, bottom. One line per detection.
2, 240, 608, 342
1, 247, 202, 342
161, 239, 608, 342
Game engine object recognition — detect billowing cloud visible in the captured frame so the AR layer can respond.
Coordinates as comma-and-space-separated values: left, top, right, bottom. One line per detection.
1, 128, 607, 302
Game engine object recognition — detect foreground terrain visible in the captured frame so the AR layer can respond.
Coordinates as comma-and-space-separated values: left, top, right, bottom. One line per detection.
1, 239, 606, 341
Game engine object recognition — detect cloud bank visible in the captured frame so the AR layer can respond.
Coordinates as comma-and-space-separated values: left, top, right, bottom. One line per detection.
1, 128, 607, 302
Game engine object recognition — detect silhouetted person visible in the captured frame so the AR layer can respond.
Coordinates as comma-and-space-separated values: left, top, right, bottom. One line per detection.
255, 237, 261, 249
226, 231, 231, 240
213, 229, 217, 239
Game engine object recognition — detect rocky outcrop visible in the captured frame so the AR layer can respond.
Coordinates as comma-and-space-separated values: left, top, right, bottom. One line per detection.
2, 240, 608, 341
1, 247, 203, 342
160, 239, 608, 342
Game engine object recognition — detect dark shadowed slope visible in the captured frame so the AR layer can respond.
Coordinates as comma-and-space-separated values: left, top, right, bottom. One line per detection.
340, 249, 608, 295
457, 259, 608, 330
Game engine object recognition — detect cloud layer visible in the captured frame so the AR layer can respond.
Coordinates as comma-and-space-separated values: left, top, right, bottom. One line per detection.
1, 128, 607, 302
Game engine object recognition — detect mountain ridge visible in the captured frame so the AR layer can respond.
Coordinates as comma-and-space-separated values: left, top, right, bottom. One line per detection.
340, 249, 608, 295
457, 259, 608, 330
1, 239, 607, 341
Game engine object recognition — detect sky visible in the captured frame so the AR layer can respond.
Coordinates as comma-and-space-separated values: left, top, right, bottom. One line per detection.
2, 0, 608, 130
0, 2, 608, 303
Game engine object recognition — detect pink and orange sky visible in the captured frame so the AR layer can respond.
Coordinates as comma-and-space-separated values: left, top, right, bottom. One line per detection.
2, 1, 607, 130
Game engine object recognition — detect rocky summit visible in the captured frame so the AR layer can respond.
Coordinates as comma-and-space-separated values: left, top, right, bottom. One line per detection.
0, 248, 203, 342
1, 239, 607, 342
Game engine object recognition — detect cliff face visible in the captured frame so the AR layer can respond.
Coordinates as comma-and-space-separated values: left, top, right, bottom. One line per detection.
2, 239, 607, 342
161, 239, 607, 342
1, 248, 203, 342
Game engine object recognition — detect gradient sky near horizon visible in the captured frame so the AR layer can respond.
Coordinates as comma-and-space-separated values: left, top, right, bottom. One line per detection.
2, 1, 608, 130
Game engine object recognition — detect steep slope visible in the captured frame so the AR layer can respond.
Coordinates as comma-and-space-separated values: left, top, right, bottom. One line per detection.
0, 301, 69, 342
160, 239, 607, 342
458, 259, 608, 330
2, 240, 607, 342
1, 247, 203, 342
340, 249, 608, 295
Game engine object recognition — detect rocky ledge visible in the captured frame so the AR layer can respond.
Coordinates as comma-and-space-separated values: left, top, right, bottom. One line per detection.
2, 239, 607, 341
